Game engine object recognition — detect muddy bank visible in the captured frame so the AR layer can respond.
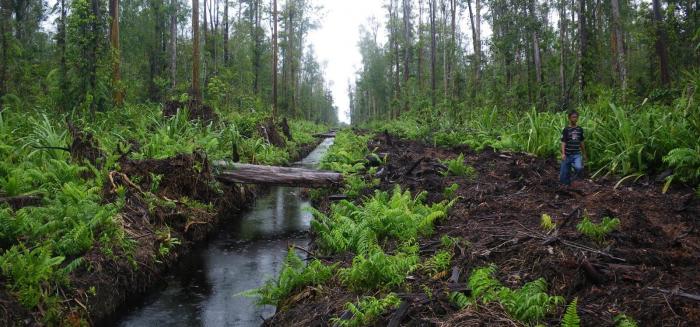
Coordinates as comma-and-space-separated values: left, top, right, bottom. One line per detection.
269, 133, 700, 326
87, 140, 323, 326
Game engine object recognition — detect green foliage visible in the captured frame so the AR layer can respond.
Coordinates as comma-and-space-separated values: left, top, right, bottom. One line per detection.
340, 244, 419, 291
541, 214, 556, 231
467, 265, 564, 323
421, 250, 452, 275
251, 249, 335, 306
342, 175, 379, 198
576, 217, 621, 242
331, 294, 401, 327
561, 298, 580, 327
441, 154, 476, 178
320, 131, 372, 174
449, 291, 472, 309
0, 244, 65, 308
614, 314, 638, 327
311, 186, 455, 255
443, 183, 460, 199
663, 147, 700, 187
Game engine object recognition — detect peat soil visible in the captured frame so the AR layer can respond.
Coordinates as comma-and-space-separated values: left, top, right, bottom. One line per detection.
269, 133, 700, 327
0, 131, 321, 326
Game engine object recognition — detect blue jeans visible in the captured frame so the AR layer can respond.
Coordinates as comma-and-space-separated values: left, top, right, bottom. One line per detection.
560, 154, 583, 185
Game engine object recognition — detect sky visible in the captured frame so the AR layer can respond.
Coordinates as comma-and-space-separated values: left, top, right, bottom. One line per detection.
309, 0, 387, 124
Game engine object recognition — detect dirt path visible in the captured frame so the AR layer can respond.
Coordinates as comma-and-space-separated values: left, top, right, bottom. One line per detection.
270, 133, 700, 326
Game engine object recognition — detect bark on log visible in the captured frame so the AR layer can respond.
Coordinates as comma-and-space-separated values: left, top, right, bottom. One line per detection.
312, 132, 336, 138
214, 162, 342, 187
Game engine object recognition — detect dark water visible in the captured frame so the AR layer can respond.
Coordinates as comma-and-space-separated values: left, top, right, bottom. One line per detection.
114, 138, 334, 327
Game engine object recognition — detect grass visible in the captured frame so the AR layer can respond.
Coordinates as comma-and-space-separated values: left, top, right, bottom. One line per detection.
441, 154, 477, 178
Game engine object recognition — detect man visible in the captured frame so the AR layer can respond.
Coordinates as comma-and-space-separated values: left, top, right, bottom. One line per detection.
560, 110, 587, 186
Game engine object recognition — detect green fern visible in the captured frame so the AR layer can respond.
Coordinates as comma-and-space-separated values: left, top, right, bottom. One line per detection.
614, 314, 638, 327
421, 250, 452, 275
541, 213, 556, 231
340, 244, 419, 291
248, 249, 335, 306
576, 216, 620, 242
441, 154, 477, 178
467, 265, 564, 323
449, 291, 471, 309
561, 298, 580, 327
331, 294, 401, 327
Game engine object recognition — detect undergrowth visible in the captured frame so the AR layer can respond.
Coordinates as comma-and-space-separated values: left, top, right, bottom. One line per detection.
331, 293, 401, 327
246, 249, 336, 306
576, 216, 620, 243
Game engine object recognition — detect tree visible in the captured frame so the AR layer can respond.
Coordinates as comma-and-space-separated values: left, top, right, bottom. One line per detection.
652, 0, 670, 85
169, 0, 177, 90
192, 0, 201, 102
429, 0, 436, 107
610, 0, 626, 91
272, 0, 278, 117
110, 0, 124, 106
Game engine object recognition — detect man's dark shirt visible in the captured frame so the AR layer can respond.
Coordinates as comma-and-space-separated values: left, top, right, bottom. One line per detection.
561, 126, 584, 155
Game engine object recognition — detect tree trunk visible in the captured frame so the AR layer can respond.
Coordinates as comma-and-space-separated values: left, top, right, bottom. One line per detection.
0, 0, 8, 108
466, 0, 480, 89
402, 0, 411, 84
214, 162, 343, 187
450, 0, 456, 94
652, 0, 670, 85
170, 0, 177, 89
272, 0, 278, 117
559, 0, 567, 100
417, 0, 423, 91
110, 0, 124, 106
530, 0, 542, 87
577, 0, 587, 99
223, 0, 229, 64
441, 0, 448, 98
192, 0, 202, 102
429, 0, 436, 107
610, 0, 626, 90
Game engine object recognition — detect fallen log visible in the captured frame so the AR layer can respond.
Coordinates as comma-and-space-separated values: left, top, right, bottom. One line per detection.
214, 162, 343, 188
312, 132, 336, 138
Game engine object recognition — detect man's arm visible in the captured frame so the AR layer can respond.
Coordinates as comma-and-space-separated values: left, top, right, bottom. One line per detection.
561, 141, 567, 160
580, 141, 587, 161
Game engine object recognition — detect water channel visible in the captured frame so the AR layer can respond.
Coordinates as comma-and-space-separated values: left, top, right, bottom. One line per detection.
113, 138, 334, 327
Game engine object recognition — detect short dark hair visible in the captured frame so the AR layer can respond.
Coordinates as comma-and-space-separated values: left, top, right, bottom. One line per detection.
567, 110, 579, 118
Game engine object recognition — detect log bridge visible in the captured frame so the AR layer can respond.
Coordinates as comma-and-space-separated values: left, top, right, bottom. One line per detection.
213, 161, 343, 188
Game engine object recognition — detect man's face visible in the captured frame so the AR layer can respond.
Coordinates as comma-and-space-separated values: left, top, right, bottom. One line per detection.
569, 114, 579, 125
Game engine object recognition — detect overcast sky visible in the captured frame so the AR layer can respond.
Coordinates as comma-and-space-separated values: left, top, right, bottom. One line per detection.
308, 0, 387, 124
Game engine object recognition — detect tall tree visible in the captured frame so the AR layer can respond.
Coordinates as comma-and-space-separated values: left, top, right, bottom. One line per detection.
272, 0, 278, 117
652, 0, 670, 85
466, 0, 480, 88
110, 0, 124, 106
429, 0, 436, 106
610, 0, 626, 90
558, 0, 567, 100
192, 0, 201, 102
170, 0, 177, 89
223, 0, 229, 64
